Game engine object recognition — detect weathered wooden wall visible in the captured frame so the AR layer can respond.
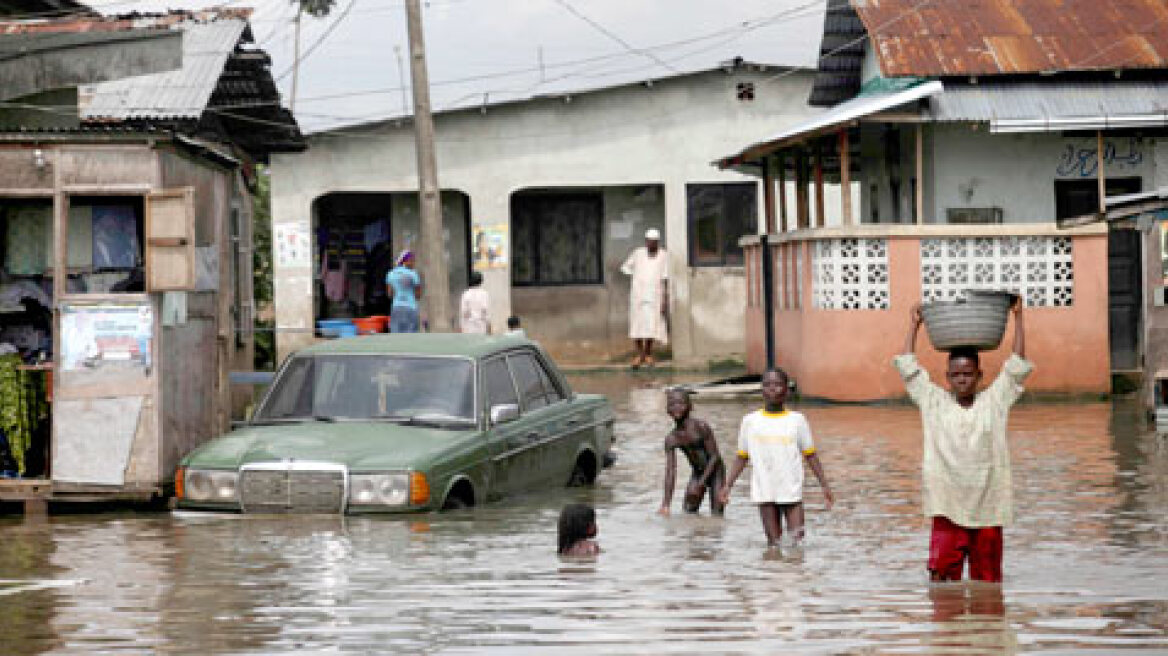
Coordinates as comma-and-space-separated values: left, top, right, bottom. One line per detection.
0, 141, 254, 491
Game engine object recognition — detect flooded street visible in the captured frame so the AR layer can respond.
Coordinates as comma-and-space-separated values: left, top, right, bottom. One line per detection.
3, 371, 1168, 653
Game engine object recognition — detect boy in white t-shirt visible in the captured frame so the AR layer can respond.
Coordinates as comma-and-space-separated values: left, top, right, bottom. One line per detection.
718, 369, 835, 546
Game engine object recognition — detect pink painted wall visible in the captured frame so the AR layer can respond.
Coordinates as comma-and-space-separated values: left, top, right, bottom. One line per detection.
748, 235, 1111, 401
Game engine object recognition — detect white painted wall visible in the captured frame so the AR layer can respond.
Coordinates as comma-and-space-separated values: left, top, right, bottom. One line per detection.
855, 122, 1159, 224
929, 125, 1156, 222
271, 67, 840, 364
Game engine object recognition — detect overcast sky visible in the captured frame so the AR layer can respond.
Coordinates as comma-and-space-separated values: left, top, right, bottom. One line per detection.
92, 0, 826, 131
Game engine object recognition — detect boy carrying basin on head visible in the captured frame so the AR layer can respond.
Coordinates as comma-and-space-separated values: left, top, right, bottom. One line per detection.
895, 298, 1031, 583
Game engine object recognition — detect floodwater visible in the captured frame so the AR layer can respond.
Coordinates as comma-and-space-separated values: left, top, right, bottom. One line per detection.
2, 372, 1168, 654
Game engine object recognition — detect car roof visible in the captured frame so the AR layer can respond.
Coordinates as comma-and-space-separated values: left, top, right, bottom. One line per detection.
296, 333, 535, 359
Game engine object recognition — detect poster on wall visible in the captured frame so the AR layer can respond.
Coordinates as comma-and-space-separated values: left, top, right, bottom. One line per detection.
472, 223, 508, 270
275, 222, 311, 268
60, 303, 153, 372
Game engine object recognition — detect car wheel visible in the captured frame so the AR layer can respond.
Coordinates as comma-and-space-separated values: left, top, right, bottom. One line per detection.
567, 452, 598, 487
442, 495, 469, 510
441, 479, 475, 511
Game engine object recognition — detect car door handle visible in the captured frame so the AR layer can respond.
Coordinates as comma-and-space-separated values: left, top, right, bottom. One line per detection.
566, 418, 580, 426
525, 432, 543, 441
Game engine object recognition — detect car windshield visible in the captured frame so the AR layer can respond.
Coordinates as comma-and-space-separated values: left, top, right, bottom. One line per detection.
255, 355, 475, 424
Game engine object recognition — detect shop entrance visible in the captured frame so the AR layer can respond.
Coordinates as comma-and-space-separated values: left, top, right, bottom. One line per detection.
311, 191, 471, 326
0, 195, 146, 479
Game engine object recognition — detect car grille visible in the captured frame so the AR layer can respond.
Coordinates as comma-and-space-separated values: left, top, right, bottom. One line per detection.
239, 466, 346, 514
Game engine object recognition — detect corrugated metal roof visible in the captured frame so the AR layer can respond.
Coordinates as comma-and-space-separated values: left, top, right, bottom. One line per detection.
855, 0, 1168, 77
80, 17, 246, 120
716, 80, 943, 167
312, 59, 808, 136
929, 80, 1168, 122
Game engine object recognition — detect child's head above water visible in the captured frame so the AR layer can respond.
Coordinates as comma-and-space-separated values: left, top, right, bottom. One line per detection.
557, 503, 597, 555
945, 347, 983, 400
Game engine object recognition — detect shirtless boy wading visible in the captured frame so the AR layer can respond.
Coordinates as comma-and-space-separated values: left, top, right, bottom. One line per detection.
658, 389, 726, 516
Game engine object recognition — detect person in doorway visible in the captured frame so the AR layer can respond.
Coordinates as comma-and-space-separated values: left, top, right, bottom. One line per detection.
386, 250, 422, 333
364, 241, 395, 316
718, 369, 834, 547
506, 315, 525, 337
620, 228, 669, 369
460, 271, 491, 334
895, 299, 1031, 583
557, 503, 600, 558
658, 388, 725, 516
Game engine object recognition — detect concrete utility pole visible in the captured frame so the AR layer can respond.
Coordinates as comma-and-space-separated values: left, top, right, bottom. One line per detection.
290, 7, 302, 111
405, 0, 451, 331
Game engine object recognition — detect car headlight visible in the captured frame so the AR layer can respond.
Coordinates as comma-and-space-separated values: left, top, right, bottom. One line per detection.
349, 473, 410, 507
182, 469, 239, 503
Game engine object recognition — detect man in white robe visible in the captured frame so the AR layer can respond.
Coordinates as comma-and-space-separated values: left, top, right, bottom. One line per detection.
621, 228, 669, 368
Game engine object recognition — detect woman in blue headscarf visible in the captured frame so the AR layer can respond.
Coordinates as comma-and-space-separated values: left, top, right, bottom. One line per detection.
386, 249, 422, 333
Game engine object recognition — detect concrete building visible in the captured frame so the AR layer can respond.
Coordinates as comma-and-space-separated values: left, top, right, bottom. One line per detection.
718, 0, 1168, 400
269, 60, 854, 366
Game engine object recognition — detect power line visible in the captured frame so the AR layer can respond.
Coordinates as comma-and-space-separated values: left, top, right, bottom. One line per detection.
758, 0, 936, 87
274, 0, 358, 83
550, 0, 679, 75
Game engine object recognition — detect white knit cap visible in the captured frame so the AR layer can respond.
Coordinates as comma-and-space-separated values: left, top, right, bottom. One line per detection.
645, 228, 661, 240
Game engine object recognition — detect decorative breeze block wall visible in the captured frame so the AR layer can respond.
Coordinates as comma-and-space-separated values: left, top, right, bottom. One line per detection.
920, 236, 1073, 307
811, 238, 890, 310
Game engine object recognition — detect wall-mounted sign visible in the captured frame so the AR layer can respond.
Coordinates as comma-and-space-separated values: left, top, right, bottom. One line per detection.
275, 222, 311, 268
60, 302, 153, 372
472, 223, 508, 270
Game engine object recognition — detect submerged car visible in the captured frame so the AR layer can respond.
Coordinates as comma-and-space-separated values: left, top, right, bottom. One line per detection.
175, 334, 615, 513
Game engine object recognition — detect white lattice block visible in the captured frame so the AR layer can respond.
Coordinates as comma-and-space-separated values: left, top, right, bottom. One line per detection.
919, 236, 1073, 307
810, 238, 891, 310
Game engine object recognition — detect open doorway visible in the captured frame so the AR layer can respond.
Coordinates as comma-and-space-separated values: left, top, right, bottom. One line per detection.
1056, 177, 1143, 371
311, 191, 471, 325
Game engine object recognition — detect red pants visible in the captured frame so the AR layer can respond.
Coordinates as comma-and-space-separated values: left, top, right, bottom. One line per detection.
928, 516, 1003, 582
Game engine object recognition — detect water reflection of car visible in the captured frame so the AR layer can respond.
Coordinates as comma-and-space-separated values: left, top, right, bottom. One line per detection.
175, 334, 615, 514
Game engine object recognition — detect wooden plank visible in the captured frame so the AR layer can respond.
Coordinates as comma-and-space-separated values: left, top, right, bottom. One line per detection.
145, 187, 196, 291
0, 479, 53, 500
762, 157, 777, 234
777, 151, 788, 232
813, 143, 825, 228
839, 129, 853, 226
795, 150, 810, 229
915, 124, 924, 225
55, 379, 153, 399
1097, 130, 1106, 214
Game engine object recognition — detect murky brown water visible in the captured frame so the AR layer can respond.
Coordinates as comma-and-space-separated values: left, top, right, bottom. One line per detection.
3, 372, 1167, 653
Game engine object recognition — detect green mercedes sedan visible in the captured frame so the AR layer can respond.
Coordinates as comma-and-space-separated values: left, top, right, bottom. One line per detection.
175, 334, 615, 514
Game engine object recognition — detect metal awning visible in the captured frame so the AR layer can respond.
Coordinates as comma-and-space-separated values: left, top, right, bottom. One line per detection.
1060, 187, 1168, 228
930, 81, 1168, 133
716, 80, 943, 168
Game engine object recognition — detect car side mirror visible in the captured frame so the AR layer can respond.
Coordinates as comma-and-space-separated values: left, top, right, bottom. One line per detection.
490, 403, 520, 425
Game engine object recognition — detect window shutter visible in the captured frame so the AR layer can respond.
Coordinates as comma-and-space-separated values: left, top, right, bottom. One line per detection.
145, 188, 196, 291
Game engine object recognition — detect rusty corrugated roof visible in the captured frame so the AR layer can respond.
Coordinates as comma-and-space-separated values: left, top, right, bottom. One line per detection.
855, 0, 1168, 76
0, 8, 250, 35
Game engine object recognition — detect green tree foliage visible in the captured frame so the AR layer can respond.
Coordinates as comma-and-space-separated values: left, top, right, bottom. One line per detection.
295, 0, 335, 18
252, 168, 275, 369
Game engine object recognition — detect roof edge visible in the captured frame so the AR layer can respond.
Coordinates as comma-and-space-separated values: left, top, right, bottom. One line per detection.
305, 61, 812, 137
